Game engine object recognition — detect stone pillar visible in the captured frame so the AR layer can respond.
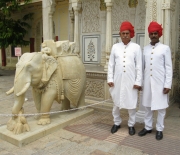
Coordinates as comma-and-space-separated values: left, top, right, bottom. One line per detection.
100, 11, 106, 66
69, 10, 74, 42
42, 0, 56, 40
72, 1, 81, 56
104, 0, 113, 72
162, 0, 171, 46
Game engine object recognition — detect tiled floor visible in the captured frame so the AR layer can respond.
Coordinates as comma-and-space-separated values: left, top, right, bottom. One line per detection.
65, 109, 180, 155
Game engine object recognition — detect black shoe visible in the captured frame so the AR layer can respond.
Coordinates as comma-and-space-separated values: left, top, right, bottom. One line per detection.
138, 128, 152, 136
156, 131, 163, 140
128, 127, 135, 135
111, 124, 120, 134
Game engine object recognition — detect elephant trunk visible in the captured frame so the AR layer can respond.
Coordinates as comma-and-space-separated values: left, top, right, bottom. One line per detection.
11, 82, 30, 116
12, 94, 26, 117
6, 87, 14, 95
16, 82, 31, 97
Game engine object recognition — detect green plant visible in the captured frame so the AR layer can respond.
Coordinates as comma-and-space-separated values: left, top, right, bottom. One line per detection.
0, 0, 33, 48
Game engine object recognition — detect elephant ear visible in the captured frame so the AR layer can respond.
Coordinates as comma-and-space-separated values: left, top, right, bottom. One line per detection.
41, 55, 57, 83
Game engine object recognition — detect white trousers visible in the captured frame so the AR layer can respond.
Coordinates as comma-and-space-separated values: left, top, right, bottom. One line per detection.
144, 107, 166, 131
112, 105, 136, 127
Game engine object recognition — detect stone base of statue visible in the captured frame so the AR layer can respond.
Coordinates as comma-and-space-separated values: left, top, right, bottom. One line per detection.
0, 108, 93, 147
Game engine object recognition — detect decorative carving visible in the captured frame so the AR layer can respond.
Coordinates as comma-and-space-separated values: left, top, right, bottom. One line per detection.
85, 80, 104, 98
86, 72, 107, 80
136, 0, 146, 30
6, 48, 11, 57
128, 0, 138, 8
171, 0, 176, 12
162, 1, 175, 11
173, 11, 180, 101
113, 38, 119, 44
87, 40, 96, 61
112, 0, 130, 31
152, 0, 157, 21
162, 2, 171, 10
169, 0, 176, 63
82, 35, 100, 63
82, 0, 100, 33
144, 0, 147, 8
7, 58, 10, 63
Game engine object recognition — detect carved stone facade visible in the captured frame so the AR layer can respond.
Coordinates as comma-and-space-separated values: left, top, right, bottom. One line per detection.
82, 0, 100, 33
135, 0, 146, 30
174, 51, 180, 101
85, 80, 104, 99
85, 72, 110, 101
151, 0, 157, 21
173, 8, 180, 102
112, 0, 130, 32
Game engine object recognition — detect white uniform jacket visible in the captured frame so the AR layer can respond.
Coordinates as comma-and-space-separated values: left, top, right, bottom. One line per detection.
142, 42, 173, 110
108, 41, 142, 109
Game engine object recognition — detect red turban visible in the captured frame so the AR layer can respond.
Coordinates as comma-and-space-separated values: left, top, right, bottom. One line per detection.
120, 21, 135, 38
148, 22, 163, 37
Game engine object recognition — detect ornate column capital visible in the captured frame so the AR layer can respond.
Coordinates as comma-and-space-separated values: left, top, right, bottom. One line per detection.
42, 0, 56, 14
104, 0, 113, 4
162, 2, 175, 11
104, 0, 113, 12
72, 2, 81, 15
104, 0, 113, 71
106, 5, 112, 12
72, 0, 81, 11
105, 2, 113, 7
72, 0, 81, 56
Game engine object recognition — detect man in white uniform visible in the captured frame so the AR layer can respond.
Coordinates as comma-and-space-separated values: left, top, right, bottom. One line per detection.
138, 22, 172, 140
108, 21, 142, 135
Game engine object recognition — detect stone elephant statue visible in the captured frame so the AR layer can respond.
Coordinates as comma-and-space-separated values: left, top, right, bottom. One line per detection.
6, 40, 86, 134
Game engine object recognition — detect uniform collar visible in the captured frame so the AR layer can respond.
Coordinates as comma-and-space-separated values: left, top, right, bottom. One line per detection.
121, 41, 131, 47
150, 42, 161, 47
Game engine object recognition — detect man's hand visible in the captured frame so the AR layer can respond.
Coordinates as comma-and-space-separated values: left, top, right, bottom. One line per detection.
133, 85, 142, 91
108, 82, 114, 87
163, 88, 170, 94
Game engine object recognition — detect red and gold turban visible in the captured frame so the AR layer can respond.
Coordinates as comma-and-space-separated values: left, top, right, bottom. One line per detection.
148, 22, 163, 37
120, 21, 135, 38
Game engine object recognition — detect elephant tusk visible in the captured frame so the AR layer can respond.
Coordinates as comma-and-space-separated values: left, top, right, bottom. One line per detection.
6, 87, 14, 95
16, 82, 31, 97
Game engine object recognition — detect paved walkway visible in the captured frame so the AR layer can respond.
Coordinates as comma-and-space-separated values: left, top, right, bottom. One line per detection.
0, 69, 180, 155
